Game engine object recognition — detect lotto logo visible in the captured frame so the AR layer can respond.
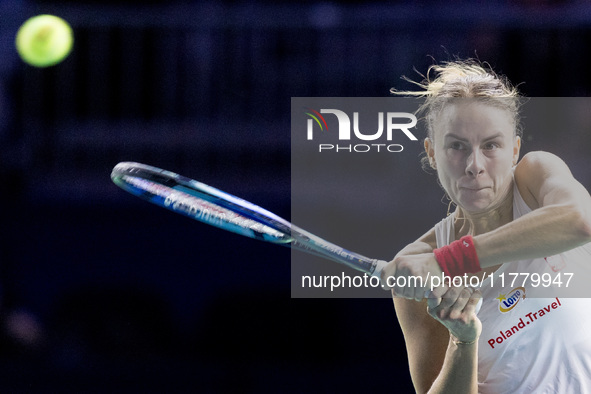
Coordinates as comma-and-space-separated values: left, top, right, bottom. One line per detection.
496, 287, 526, 313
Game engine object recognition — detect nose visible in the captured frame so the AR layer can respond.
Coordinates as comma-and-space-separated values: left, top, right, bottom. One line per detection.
466, 150, 485, 177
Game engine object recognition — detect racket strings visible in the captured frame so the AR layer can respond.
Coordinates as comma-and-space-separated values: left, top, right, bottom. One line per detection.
120, 175, 289, 242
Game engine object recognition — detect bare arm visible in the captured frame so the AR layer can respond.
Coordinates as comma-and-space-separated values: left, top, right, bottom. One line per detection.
382, 151, 591, 299
476, 151, 591, 267
393, 233, 480, 393
395, 295, 480, 394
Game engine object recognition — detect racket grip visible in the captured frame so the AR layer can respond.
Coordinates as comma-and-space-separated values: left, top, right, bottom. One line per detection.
475, 297, 483, 314
370, 259, 389, 279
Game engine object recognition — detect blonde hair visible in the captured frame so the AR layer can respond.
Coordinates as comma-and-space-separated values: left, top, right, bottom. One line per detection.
391, 59, 523, 142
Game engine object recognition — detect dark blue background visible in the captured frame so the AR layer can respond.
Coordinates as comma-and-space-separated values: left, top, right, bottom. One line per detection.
1, 1, 591, 392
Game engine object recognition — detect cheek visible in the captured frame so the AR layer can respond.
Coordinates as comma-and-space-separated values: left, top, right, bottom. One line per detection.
491, 149, 515, 168
436, 165, 458, 192
489, 159, 515, 186
436, 152, 465, 177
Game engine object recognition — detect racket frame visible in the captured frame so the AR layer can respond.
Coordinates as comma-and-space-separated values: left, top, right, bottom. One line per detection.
111, 162, 387, 277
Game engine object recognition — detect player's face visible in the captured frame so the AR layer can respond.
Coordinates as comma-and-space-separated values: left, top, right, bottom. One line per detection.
425, 102, 521, 214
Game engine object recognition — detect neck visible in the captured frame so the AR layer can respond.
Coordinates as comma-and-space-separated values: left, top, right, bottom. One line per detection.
454, 185, 514, 236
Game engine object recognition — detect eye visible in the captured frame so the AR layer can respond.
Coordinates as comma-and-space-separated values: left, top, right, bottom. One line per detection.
484, 142, 500, 150
450, 141, 466, 150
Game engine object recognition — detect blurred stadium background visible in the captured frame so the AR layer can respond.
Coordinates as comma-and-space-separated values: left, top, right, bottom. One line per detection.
1, 0, 591, 392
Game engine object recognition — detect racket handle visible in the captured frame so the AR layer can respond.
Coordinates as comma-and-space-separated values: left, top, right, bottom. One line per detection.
370, 259, 389, 279
372, 261, 484, 312
475, 297, 483, 314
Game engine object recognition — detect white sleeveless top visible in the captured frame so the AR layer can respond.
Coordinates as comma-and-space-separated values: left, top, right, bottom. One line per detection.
435, 182, 591, 393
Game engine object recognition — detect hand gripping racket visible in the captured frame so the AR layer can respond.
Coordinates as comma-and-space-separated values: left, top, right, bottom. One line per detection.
111, 162, 388, 279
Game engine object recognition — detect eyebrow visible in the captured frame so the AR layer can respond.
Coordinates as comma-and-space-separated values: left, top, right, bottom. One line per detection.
444, 132, 505, 142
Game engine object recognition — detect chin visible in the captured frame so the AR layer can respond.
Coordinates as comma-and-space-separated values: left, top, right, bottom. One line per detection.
457, 199, 493, 214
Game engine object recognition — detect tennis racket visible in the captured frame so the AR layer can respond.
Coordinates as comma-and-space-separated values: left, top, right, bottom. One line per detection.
111, 162, 387, 278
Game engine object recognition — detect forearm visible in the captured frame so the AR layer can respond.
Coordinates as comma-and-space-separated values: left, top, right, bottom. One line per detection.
428, 338, 478, 394
475, 203, 591, 268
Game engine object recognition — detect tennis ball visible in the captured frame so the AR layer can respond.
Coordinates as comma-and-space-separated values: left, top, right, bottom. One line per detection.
15, 14, 73, 68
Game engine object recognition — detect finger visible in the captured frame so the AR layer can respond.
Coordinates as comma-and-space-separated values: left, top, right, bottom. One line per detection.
431, 286, 466, 320
448, 287, 474, 319
456, 286, 474, 303
430, 283, 449, 299
415, 283, 432, 301
438, 286, 463, 308
397, 283, 415, 300
390, 274, 416, 300
412, 281, 426, 301
463, 289, 483, 314
409, 278, 429, 301
381, 275, 392, 291
383, 274, 399, 292
391, 280, 409, 299
380, 268, 395, 289
426, 291, 442, 312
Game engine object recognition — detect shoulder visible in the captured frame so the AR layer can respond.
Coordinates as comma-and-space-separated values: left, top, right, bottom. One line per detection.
397, 214, 457, 254
515, 151, 569, 175
417, 227, 438, 250
396, 227, 438, 256
515, 151, 575, 209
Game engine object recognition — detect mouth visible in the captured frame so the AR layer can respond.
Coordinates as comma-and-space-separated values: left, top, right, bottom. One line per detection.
460, 186, 490, 192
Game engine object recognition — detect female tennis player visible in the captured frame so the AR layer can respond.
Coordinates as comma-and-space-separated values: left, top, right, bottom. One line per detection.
382, 60, 591, 392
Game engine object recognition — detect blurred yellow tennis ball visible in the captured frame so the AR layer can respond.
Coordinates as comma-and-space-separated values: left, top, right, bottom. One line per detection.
15, 14, 73, 68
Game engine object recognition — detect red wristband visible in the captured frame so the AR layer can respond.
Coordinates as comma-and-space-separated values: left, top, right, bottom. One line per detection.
433, 235, 481, 277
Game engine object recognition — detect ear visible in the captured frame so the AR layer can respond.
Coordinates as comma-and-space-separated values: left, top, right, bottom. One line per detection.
512, 136, 521, 166
424, 138, 436, 169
